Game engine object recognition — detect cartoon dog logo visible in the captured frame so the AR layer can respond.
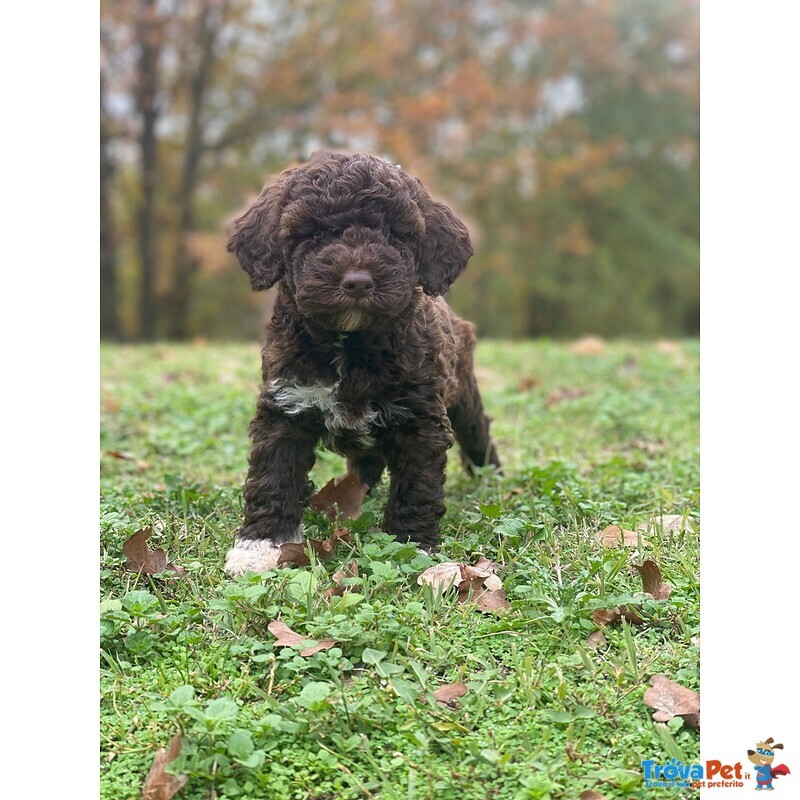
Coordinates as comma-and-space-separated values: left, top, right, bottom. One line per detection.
747, 738, 791, 790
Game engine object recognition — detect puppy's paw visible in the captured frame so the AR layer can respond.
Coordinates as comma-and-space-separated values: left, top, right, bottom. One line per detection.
224, 531, 302, 576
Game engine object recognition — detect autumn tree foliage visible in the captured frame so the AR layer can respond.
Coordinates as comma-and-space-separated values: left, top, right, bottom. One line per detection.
100, 0, 699, 340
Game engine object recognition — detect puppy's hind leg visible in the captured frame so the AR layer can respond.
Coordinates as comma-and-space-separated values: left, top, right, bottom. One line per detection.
448, 371, 501, 475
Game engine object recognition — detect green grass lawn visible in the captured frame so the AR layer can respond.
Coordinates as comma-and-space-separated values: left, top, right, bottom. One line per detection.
100, 338, 699, 800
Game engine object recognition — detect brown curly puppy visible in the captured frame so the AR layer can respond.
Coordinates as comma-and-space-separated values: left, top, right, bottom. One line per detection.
225, 152, 500, 575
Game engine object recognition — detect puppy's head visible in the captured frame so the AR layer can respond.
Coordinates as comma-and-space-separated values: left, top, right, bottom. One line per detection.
227, 152, 473, 332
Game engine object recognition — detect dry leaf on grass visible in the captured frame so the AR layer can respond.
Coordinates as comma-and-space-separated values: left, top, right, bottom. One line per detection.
107, 449, 136, 460
570, 336, 607, 356
431, 682, 468, 707
635, 560, 673, 600
598, 524, 642, 548
276, 542, 309, 567
418, 558, 510, 613
472, 588, 512, 613
592, 606, 644, 627
324, 560, 360, 600
277, 528, 352, 567
579, 792, 609, 800
655, 339, 689, 368
637, 515, 695, 536
591, 558, 672, 626
545, 387, 588, 408
123, 528, 185, 576
586, 630, 607, 649
643, 675, 700, 729
630, 438, 666, 454
267, 620, 337, 657
517, 375, 540, 391
417, 562, 462, 593
101, 394, 120, 413
309, 473, 368, 522
141, 733, 188, 800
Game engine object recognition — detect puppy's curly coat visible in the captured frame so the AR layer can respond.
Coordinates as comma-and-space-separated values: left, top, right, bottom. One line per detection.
225, 152, 500, 575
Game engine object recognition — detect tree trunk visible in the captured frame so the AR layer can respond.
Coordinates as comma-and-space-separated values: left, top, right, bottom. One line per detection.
136, 0, 161, 340
165, 0, 222, 339
100, 74, 121, 340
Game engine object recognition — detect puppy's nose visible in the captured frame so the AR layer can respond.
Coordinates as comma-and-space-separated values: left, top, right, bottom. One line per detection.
341, 269, 374, 298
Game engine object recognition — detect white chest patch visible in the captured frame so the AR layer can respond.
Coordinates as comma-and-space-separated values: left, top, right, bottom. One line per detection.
269, 378, 386, 447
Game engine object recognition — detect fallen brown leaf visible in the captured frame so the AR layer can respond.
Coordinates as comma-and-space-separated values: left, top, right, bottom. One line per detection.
482, 574, 503, 591
570, 336, 606, 356
458, 560, 509, 613
655, 339, 689, 368
123, 528, 185, 576
466, 556, 498, 577
419, 558, 510, 613
579, 792, 609, 800
598, 524, 641, 548
101, 394, 120, 414
324, 559, 360, 600
591, 559, 673, 627
456, 557, 498, 599
277, 528, 352, 567
432, 682, 468, 707
637, 514, 695, 536
474, 588, 511, 613
592, 606, 644, 626
276, 542, 310, 567
545, 387, 588, 407
629, 438, 666, 454
267, 620, 337, 657
310, 473, 369, 522
141, 733, 188, 800
417, 562, 462, 593
586, 630, 607, 649
635, 560, 673, 600
643, 675, 700, 729
107, 449, 136, 460
655, 339, 682, 355
517, 375, 541, 391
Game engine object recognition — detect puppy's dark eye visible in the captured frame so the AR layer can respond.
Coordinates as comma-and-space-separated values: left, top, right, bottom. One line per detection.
312, 229, 326, 240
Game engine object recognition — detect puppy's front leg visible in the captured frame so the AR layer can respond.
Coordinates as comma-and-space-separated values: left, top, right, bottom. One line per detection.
225, 406, 322, 575
382, 414, 454, 550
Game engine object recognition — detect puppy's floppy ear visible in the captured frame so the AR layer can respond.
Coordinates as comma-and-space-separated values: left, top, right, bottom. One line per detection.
227, 178, 288, 291
412, 179, 473, 296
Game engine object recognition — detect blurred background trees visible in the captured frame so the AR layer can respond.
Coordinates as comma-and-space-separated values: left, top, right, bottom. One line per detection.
100, 0, 699, 341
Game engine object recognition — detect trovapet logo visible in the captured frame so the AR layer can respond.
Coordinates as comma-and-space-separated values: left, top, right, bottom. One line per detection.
641, 758, 744, 789
746, 737, 791, 791
641, 737, 791, 790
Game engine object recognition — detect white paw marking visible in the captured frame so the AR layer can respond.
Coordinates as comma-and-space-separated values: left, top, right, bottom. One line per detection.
224, 530, 302, 576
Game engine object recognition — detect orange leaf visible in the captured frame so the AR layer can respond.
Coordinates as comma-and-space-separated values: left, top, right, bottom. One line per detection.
592, 605, 644, 626
123, 528, 184, 576
267, 620, 337, 657
598, 524, 641, 548
432, 682, 468, 707
277, 528, 353, 567
141, 733, 188, 800
643, 675, 700, 729
635, 560, 673, 600
309, 473, 368, 522
417, 562, 462, 593
570, 336, 606, 356
324, 559, 360, 600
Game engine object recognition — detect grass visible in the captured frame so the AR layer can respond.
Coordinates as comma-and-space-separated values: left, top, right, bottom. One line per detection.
100, 338, 699, 800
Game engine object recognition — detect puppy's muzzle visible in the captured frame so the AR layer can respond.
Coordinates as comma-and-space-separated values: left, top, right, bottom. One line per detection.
341, 269, 374, 299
